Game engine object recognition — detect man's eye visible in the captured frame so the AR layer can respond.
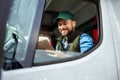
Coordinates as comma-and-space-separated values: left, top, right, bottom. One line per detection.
58, 24, 61, 26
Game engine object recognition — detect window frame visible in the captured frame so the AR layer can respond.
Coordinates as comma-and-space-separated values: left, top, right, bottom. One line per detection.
33, 0, 103, 66
2, 0, 103, 69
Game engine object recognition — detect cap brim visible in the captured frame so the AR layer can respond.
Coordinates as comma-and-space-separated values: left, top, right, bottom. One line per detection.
53, 17, 69, 23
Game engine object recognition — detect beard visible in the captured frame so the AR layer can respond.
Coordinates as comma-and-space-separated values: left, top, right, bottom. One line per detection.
60, 28, 74, 36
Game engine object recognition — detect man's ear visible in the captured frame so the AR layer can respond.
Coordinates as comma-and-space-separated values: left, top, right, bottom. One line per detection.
72, 21, 76, 28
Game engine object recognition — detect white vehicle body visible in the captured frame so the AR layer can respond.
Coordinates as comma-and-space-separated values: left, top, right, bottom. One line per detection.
1, 0, 120, 80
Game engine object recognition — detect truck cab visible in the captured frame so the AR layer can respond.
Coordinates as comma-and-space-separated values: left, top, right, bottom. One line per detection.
0, 0, 120, 80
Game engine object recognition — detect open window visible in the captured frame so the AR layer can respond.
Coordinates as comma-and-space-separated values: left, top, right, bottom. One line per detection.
34, 0, 100, 66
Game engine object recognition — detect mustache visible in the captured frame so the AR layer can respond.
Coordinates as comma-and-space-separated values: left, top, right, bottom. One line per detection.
59, 29, 68, 32
59, 28, 68, 31
61, 28, 68, 30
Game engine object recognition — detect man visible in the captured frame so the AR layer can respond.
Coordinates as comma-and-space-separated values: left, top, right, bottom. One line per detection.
54, 11, 94, 53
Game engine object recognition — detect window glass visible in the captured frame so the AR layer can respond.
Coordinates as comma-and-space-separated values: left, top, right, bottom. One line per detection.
4, 0, 39, 61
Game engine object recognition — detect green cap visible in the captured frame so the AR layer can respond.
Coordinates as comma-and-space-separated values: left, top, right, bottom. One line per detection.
54, 11, 74, 23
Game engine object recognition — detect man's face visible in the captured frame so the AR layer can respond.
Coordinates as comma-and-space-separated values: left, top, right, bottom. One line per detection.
57, 19, 76, 36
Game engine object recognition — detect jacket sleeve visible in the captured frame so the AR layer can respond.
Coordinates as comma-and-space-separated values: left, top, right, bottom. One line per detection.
79, 33, 94, 53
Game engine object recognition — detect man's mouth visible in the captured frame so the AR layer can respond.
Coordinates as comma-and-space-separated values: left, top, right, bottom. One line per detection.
61, 29, 68, 32
61, 30, 68, 35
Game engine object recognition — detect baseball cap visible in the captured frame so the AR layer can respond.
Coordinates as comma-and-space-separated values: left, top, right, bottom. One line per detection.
54, 11, 74, 23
